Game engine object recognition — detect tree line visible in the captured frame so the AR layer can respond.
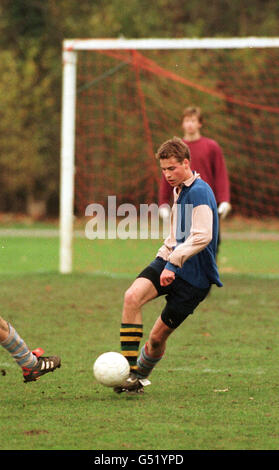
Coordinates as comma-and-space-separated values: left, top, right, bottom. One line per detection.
0, 0, 278, 216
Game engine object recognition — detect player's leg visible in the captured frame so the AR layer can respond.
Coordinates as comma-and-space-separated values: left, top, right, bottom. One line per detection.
116, 315, 173, 394
122, 277, 158, 324
120, 277, 158, 373
136, 316, 174, 380
0, 316, 61, 383
115, 257, 170, 393
136, 278, 211, 383
0, 316, 9, 341
0, 316, 38, 370
147, 315, 174, 356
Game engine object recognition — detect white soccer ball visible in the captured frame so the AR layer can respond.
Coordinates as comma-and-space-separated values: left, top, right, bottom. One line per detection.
93, 352, 130, 387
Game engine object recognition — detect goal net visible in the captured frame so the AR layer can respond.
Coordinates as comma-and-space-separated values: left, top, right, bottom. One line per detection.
60, 38, 279, 272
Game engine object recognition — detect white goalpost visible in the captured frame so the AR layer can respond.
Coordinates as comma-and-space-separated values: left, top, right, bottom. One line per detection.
59, 37, 279, 274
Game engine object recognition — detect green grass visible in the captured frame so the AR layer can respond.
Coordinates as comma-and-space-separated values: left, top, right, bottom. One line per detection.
0, 233, 279, 450
0, 236, 278, 277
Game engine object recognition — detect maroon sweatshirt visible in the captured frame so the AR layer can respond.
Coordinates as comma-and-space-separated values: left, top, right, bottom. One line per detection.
159, 136, 230, 206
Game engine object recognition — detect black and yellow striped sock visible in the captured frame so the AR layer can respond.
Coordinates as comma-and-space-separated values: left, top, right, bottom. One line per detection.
120, 323, 143, 373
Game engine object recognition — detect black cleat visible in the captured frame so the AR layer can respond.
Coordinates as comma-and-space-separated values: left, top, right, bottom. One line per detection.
22, 348, 61, 383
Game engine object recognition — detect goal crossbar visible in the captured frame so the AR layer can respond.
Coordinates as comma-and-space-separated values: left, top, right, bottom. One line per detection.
63, 37, 279, 51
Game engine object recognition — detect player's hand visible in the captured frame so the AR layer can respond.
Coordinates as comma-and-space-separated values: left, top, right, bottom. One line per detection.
218, 201, 232, 220
160, 268, 176, 286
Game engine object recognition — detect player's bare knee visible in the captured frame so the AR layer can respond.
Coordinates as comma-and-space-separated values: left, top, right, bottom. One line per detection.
0, 317, 9, 332
124, 287, 140, 309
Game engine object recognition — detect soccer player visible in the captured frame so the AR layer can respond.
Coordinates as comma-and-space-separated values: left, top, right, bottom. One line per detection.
0, 316, 61, 382
115, 137, 222, 394
158, 106, 231, 250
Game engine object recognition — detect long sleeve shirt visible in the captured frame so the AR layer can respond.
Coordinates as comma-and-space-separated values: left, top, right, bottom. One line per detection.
157, 172, 222, 289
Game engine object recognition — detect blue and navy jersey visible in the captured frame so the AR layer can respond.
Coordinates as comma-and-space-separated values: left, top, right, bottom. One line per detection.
164, 177, 223, 289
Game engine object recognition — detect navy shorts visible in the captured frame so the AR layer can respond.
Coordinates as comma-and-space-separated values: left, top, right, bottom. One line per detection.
137, 257, 210, 329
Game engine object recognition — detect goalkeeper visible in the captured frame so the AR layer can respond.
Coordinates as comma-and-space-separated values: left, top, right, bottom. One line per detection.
116, 137, 222, 394
158, 106, 231, 252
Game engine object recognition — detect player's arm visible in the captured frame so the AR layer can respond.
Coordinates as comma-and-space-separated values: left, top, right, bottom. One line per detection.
165, 204, 213, 272
156, 233, 174, 261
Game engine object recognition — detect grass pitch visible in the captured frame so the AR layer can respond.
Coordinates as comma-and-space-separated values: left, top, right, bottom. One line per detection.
0, 229, 279, 450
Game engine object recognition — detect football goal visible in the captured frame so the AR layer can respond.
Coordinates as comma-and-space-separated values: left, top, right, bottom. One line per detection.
60, 37, 279, 273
